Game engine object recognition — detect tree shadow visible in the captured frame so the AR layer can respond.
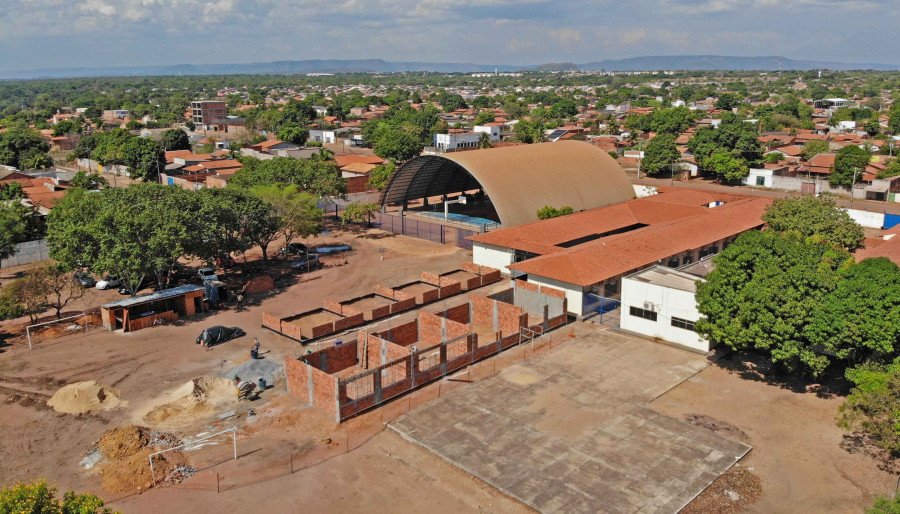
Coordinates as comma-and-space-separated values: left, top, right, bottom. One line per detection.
839, 432, 900, 474
711, 349, 851, 398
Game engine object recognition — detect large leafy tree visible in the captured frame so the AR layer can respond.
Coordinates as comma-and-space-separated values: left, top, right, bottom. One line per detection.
806, 258, 900, 365
161, 128, 191, 151
762, 195, 864, 250
0, 127, 51, 169
253, 184, 324, 248
0, 200, 30, 261
367, 160, 396, 190
830, 145, 871, 187
695, 230, 852, 376
801, 139, 829, 161
196, 188, 280, 261
47, 184, 196, 295
705, 150, 749, 183
640, 134, 679, 176
229, 157, 344, 197
122, 136, 165, 181
839, 359, 900, 457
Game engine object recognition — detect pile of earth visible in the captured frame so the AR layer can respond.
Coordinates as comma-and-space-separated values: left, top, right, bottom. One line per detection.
96, 425, 188, 494
47, 381, 122, 415
142, 376, 238, 429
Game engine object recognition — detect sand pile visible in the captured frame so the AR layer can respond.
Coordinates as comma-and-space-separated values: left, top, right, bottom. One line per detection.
47, 381, 121, 414
96, 424, 188, 494
142, 376, 237, 429
224, 357, 283, 387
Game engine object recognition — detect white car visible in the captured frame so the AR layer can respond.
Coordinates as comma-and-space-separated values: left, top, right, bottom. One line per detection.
95, 275, 123, 290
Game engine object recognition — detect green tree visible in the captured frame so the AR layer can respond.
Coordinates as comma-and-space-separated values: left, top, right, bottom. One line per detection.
705, 150, 749, 183
877, 160, 900, 179
70, 171, 108, 190
715, 93, 739, 111
695, 231, 851, 377
122, 136, 164, 181
641, 134, 679, 176
252, 184, 324, 249
0, 480, 111, 513
228, 157, 344, 197
0, 182, 25, 200
0, 283, 24, 320
801, 139, 829, 161
47, 185, 196, 295
762, 195, 864, 250
161, 129, 191, 151
764, 152, 783, 164
830, 145, 871, 187
513, 119, 544, 144
806, 258, 900, 365
340, 202, 379, 228
367, 160, 396, 190
537, 205, 574, 220
839, 359, 900, 456
197, 187, 280, 262
0, 127, 51, 169
477, 132, 493, 149
276, 125, 309, 146
474, 110, 495, 125
371, 125, 423, 161
0, 200, 29, 261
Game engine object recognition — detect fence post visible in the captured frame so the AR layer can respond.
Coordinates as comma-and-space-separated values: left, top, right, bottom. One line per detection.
216, 472, 220, 493
290, 451, 294, 473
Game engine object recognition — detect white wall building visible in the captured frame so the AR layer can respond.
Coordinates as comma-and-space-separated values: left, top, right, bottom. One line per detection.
620, 265, 710, 353
744, 168, 774, 188
434, 132, 482, 152
309, 129, 338, 144
473, 125, 502, 141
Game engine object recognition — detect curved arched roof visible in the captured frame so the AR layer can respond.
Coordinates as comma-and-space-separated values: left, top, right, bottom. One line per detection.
382, 141, 636, 227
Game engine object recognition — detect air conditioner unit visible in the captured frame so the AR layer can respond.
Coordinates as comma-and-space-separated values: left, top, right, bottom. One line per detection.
643, 301, 653, 310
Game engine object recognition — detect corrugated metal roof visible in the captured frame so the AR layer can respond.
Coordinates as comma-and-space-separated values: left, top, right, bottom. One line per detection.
102, 284, 204, 309
382, 141, 636, 227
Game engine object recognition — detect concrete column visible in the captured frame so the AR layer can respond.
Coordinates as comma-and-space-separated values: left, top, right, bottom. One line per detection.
373, 369, 382, 403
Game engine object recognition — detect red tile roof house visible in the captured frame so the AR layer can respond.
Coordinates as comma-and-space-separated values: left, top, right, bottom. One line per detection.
468, 187, 771, 316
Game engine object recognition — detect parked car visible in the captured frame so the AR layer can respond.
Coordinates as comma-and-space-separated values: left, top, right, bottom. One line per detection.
291, 254, 321, 272
281, 242, 309, 257
95, 275, 123, 290
198, 267, 219, 282
74, 271, 96, 288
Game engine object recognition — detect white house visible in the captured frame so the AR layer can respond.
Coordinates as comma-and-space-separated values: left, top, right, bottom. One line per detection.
620, 265, 710, 353
309, 129, 338, 144
473, 124, 502, 141
434, 132, 482, 152
744, 168, 773, 188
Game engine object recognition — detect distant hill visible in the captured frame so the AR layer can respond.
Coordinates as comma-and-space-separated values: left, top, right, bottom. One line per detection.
1, 55, 898, 80
579, 55, 900, 71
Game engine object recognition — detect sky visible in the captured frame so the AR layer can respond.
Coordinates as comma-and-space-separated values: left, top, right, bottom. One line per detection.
0, 0, 898, 72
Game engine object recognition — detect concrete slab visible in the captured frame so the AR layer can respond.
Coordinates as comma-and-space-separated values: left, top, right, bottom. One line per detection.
390, 325, 750, 514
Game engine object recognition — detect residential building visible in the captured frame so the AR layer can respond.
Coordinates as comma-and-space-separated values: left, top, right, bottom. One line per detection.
434, 132, 482, 152
191, 100, 227, 128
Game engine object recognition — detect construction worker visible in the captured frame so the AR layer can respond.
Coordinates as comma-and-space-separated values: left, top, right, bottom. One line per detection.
236, 292, 245, 310
250, 338, 260, 359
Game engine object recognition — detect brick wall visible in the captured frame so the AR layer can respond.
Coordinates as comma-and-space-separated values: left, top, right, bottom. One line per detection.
281, 321, 304, 341
345, 175, 370, 194
309, 341, 359, 373
261, 313, 283, 332
373, 320, 418, 346
390, 297, 416, 314
333, 312, 364, 332
470, 295, 496, 330
440, 303, 470, 324
285, 356, 339, 421
437, 282, 462, 299
322, 299, 343, 314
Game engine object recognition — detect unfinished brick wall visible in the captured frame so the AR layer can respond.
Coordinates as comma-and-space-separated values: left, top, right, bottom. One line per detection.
285, 356, 339, 421
419, 311, 470, 346
374, 320, 418, 346
470, 294, 526, 337
439, 303, 470, 324
359, 332, 412, 368
311, 341, 359, 373
333, 312, 364, 332
262, 313, 283, 332
322, 299, 344, 315
437, 282, 462, 299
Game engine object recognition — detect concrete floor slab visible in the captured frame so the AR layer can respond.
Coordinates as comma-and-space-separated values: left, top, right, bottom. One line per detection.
390, 325, 751, 514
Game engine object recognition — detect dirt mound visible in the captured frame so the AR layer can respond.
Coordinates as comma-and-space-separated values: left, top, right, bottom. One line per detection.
96, 424, 188, 494
47, 380, 121, 415
142, 376, 237, 429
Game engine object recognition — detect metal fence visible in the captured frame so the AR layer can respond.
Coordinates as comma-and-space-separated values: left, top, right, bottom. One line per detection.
374, 212, 485, 250
583, 293, 621, 327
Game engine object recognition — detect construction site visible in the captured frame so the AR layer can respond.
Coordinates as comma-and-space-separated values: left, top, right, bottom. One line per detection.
0, 142, 896, 513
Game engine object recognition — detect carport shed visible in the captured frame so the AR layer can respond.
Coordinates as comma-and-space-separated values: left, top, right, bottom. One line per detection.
100, 284, 206, 332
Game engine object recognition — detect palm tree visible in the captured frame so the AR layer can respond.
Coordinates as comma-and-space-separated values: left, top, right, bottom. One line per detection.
477, 132, 492, 149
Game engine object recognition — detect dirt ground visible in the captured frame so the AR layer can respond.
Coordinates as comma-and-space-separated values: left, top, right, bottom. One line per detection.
651, 353, 898, 514
1, 226, 896, 512
0, 228, 469, 501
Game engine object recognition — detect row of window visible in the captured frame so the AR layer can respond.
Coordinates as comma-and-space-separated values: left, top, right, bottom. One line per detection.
628, 307, 696, 332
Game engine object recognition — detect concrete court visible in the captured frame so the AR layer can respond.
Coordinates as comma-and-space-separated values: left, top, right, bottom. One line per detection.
390, 325, 751, 514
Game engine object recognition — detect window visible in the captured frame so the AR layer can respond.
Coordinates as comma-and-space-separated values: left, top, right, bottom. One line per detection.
671, 317, 696, 331
682, 254, 694, 265
756, 176, 766, 186
629, 306, 658, 321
